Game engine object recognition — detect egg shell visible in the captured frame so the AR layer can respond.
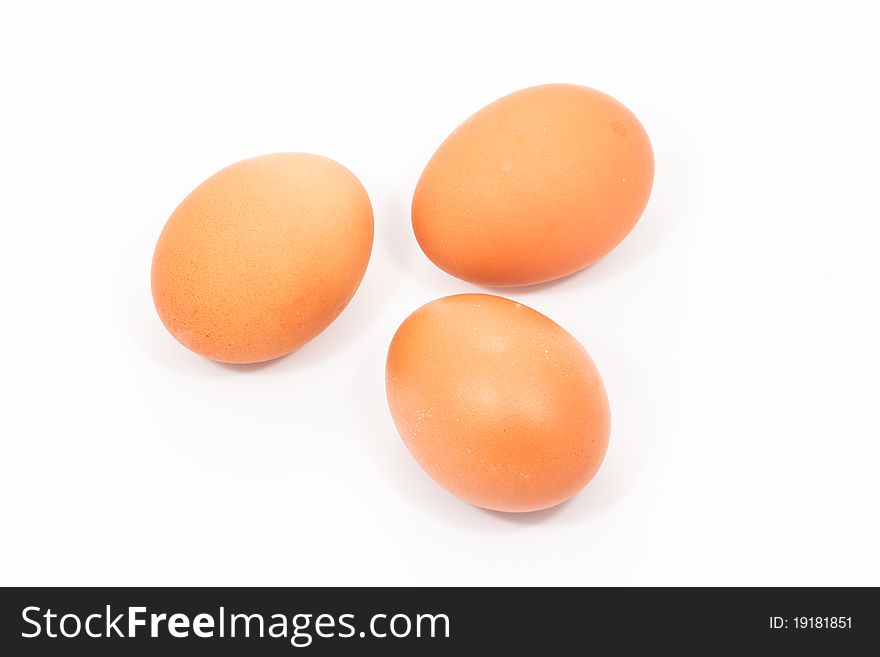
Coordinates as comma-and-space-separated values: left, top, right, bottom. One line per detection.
152, 153, 373, 364
412, 83, 654, 286
386, 294, 610, 513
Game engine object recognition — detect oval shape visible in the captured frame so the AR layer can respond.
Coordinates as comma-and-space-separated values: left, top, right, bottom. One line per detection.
152, 153, 374, 364
412, 83, 654, 286
386, 294, 610, 513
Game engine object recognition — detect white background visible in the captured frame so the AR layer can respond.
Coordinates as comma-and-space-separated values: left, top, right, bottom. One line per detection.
2, 1, 878, 586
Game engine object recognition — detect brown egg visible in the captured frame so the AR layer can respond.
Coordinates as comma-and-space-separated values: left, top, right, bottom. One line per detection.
386, 294, 610, 513
152, 153, 373, 364
412, 83, 654, 286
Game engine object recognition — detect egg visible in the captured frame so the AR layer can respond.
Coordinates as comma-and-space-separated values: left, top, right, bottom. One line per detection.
386, 294, 610, 512
412, 83, 654, 286
152, 153, 373, 364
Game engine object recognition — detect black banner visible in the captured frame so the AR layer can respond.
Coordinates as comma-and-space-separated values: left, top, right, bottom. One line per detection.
1, 587, 875, 654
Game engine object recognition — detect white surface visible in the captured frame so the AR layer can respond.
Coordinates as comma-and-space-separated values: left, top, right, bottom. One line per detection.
2, 1, 878, 586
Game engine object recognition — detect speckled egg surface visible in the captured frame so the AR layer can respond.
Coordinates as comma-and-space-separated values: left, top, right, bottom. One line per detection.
412, 83, 654, 286
386, 293, 610, 512
151, 153, 374, 364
